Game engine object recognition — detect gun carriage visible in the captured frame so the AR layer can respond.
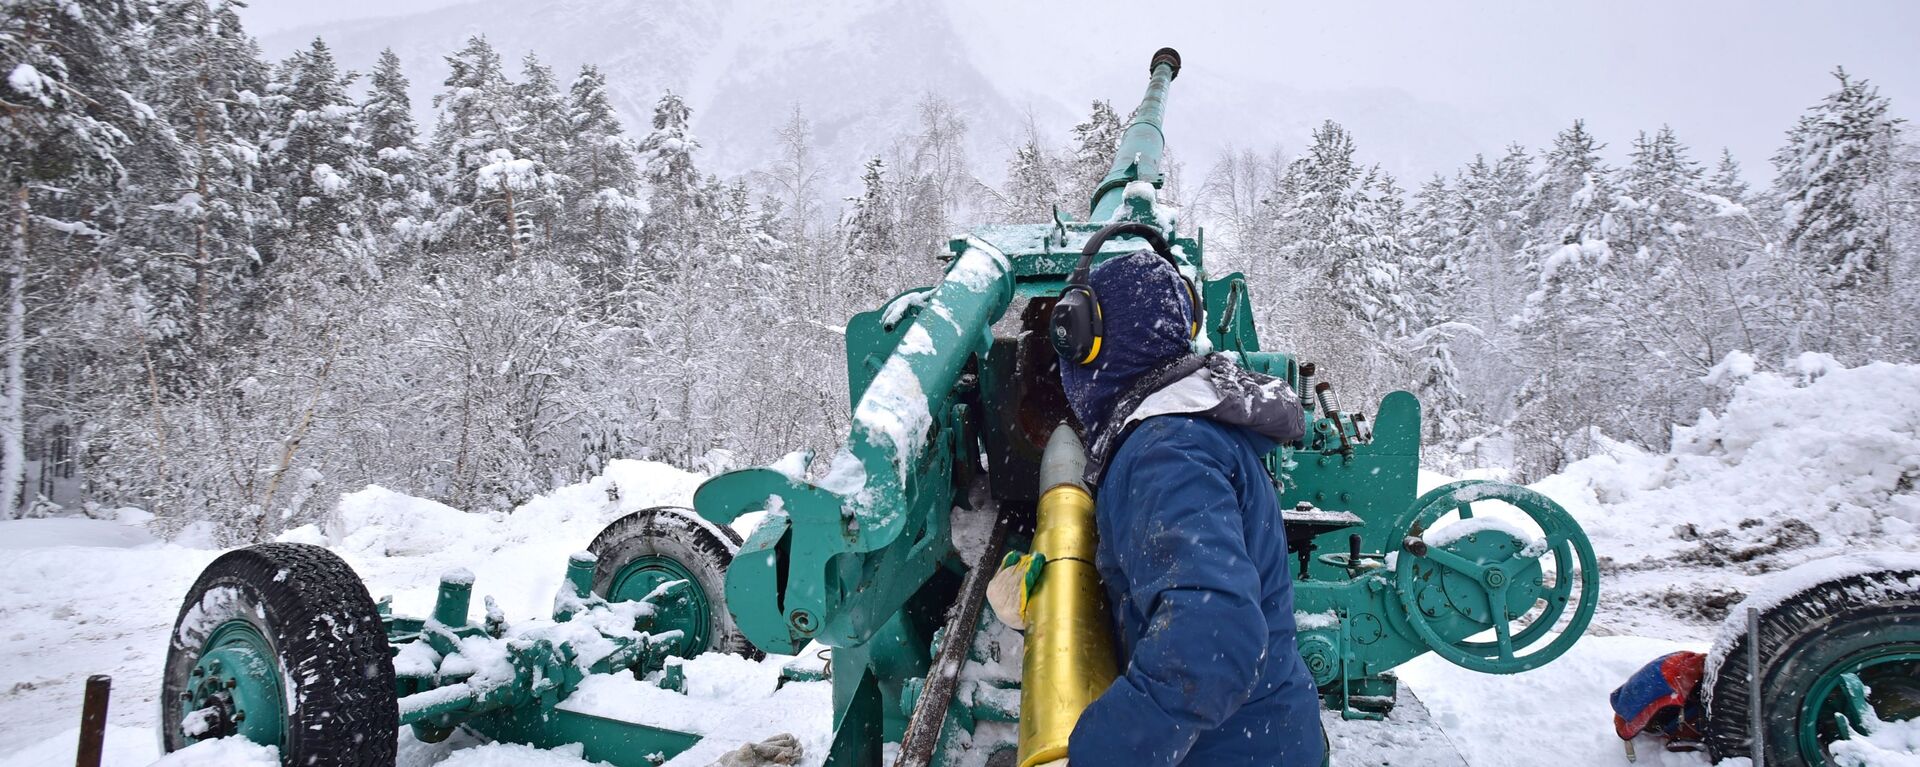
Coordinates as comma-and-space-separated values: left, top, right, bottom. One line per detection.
162, 47, 1618, 767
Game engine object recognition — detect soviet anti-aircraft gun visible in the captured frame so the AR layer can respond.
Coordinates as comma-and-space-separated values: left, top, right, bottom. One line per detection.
158, 48, 1603, 767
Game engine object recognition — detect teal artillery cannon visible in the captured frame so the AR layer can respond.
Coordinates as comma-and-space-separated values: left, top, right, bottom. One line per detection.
160, 48, 1601, 767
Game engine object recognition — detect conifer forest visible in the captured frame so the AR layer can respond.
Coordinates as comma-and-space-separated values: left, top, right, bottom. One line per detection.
3, 0, 1916, 546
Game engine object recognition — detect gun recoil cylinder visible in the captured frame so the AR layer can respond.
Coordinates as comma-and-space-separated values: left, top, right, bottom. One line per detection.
1313, 380, 1336, 414
1297, 363, 1317, 412
1314, 381, 1353, 452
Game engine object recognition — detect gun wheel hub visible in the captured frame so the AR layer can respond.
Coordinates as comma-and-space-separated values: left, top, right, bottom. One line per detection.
1800, 649, 1920, 763
181, 620, 286, 748
607, 555, 713, 655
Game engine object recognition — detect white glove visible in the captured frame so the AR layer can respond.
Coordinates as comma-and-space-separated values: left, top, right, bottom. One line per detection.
986, 560, 1029, 631
707, 733, 802, 766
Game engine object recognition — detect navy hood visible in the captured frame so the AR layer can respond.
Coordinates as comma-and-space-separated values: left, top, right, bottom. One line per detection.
1058, 250, 1195, 433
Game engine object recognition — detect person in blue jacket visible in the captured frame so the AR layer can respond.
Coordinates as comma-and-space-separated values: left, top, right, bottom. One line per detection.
1057, 250, 1326, 766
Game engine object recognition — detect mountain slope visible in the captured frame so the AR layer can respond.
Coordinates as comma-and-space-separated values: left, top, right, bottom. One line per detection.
261, 0, 1515, 205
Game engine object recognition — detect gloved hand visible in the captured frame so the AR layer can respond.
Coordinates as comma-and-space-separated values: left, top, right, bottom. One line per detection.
986, 561, 1027, 630
707, 733, 802, 767
986, 551, 1044, 631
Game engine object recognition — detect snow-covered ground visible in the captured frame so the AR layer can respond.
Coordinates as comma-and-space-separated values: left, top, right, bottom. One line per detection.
1, 358, 1914, 766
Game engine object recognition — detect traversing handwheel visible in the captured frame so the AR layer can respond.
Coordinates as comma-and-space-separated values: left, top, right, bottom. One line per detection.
1392, 480, 1599, 674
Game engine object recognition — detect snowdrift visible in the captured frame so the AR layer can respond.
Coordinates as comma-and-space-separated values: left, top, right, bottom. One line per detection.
1536, 355, 1920, 571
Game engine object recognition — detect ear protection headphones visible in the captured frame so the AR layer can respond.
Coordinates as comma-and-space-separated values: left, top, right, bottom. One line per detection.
1048, 221, 1201, 365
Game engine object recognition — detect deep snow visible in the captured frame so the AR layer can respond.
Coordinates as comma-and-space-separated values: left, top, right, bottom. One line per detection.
0, 358, 1914, 766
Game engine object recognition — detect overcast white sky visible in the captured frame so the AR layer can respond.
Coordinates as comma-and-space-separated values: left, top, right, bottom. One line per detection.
240, 0, 1920, 175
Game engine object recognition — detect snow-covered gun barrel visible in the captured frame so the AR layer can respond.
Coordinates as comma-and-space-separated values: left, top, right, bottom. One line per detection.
155, 47, 1608, 767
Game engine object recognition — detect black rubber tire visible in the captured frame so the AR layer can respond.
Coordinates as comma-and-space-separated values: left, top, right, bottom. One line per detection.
1705, 566, 1920, 765
587, 506, 761, 660
162, 542, 397, 765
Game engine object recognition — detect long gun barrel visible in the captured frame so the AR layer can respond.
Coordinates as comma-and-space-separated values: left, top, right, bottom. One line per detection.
1087, 47, 1182, 221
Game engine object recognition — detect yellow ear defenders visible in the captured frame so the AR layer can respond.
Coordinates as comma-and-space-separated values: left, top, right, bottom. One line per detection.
1048, 221, 1201, 365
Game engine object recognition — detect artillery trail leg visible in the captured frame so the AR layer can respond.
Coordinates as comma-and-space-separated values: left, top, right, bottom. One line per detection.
895, 513, 1012, 766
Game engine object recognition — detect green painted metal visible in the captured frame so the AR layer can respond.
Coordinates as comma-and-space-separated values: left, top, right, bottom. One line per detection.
608, 556, 712, 653
681, 46, 1604, 760
693, 235, 1011, 656
1087, 48, 1180, 221
1798, 649, 1920, 764
1392, 481, 1597, 674
472, 706, 703, 764
183, 620, 287, 748
1285, 475, 1599, 713
374, 558, 718, 766
432, 573, 473, 628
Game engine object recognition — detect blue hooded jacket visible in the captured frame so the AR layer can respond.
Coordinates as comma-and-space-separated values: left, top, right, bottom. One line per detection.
1060, 251, 1324, 766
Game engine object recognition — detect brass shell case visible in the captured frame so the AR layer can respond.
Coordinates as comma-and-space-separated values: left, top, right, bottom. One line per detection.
1016, 482, 1118, 767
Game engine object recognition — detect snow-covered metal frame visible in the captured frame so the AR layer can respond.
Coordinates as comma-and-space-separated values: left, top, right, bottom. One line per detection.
380, 554, 706, 761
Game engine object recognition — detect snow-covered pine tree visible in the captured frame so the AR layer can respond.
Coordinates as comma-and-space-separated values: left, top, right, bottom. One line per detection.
1617, 127, 1705, 260
1452, 147, 1534, 335
842, 156, 897, 271
1399, 174, 1478, 450
515, 53, 567, 158
361, 48, 428, 240
428, 36, 533, 261
1409, 174, 1467, 303
1063, 99, 1123, 217
1610, 127, 1733, 441
1265, 121, 1388, 392
1356, 168, 1416, 344
512, 52, 569, 253
1704, 148, 1750, 206
1519, 121, 1616, 309
1002, 129, 1061, 224
1, 0, 142, 517
1287, 121, 1367, 266
268, 38, 372, 258
1506, 120, 1622, 478
125, 0, 277, 358
636, 90, 707, 266
555, 64, 642, 290
1774, 68, 1902, 292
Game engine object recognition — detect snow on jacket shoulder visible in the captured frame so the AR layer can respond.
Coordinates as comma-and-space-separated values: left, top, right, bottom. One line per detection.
1067, 413, 1324, 766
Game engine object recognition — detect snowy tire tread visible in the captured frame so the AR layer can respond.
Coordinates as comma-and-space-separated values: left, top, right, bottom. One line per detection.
163, 542, 397, 766
587, 506, 761, 660
1703, 565, 1920, 763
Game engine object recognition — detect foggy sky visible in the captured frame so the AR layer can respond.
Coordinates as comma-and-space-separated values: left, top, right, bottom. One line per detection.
240, 0, 1920, 175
